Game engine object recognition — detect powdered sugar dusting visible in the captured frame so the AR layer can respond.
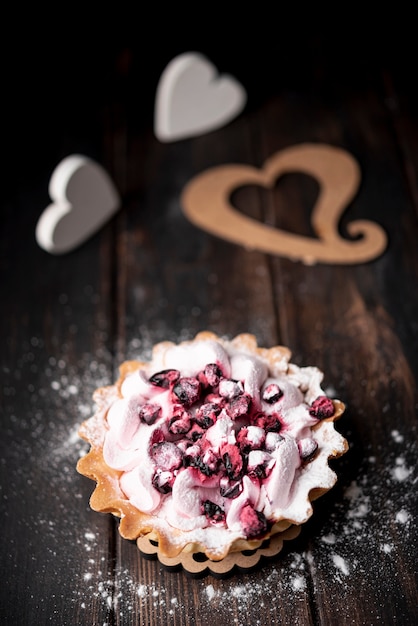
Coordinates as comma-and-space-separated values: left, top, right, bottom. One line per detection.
391, 457, 413, 482
331, 553, 350, 576
4, 331, 416, 625
310, 426, 417, 595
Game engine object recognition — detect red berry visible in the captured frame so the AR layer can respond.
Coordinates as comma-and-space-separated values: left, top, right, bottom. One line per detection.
220, 443, 244, 480
309, 396, 335, 419
173, 377, 201, 406
262, 383, 283, 404
239, 503, 268, 539
226, 394, 251, 419
151, 441, 183, 471
219, 378, 244, 399
247, 450, 274, 479
183, 444, 201, 468
185, 422, 205, 441
201, 500, 225, 524
203, 363, 223, 387
236, 426, 265, 452
199, 448, 220, 476
152, 469, 175, 493
219, 476, 242, 499
194, 403, 221, 428
168, 407, 192, 435
137, 403, 161, 425
149, 369, 180, 388
298, 438, 318, 461
149, 428, 165, 447
251, 411, 282, 432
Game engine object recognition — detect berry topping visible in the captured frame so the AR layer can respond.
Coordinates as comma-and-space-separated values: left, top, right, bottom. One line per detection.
194, 402, 221, 428
262, 383, 283, 404
149, 428, 165, 446
152, 469, 175, 494
149, 369, 180, 388
168, 407, 192, 434
173, 377, 201, 406
151, 441, 183, 471
183, 444, 219, 476
183, 444, 201, 468
137, 403, 161, 425
298, 438, 318, 461
237, 426, 266, 452
247, 450, 274, 479
219, 476, 243, 499
219, 378, 244, 399
203, 363, 223, 387
96, 336, 348, 551
201, 500, 225, 524
309, 396, 335, 419
186, 422, 206, 441
264, 431, 284, 451
199, 448, 220, 476
226, 394, 251, 419
252, 411, 282, 432
239, 503, 269, 539
221, 443, 244, 480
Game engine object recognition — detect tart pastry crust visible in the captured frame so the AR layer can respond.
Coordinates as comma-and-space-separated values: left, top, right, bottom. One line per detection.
77, 332, 348, 561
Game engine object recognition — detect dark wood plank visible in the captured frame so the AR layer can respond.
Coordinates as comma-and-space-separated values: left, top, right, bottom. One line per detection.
0, 189, 118, 624
1, 25, 417, 626
105, 57, 418, 626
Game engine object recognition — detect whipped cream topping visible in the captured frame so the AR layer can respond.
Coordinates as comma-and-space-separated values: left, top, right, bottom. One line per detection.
93, 336, 346, 549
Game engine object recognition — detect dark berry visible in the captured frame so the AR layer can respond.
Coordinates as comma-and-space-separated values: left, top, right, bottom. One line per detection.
252, 411, 282, 432
265, 431, 284, 451
309, 396, 335, 419
185, 422, 205, 441
168, 407, 192, 434
151, 441, 183, 471
149, 428, 165, 447
183, 444, 202, 470
204, 363, 223, 387
137, 403, 161, 425
221, 443, 244, 480
219, 476, 242, 499
198, 363, 224, 388
247, 450, 274, 479
237, 426, 265, 452
298, 438, 318, 461
194, 403, 221, 428
173, 377, 201, 406
262, 383, 283, 404
226, 394, 251, 419
239, 504, 268, 539
219, 378, 244, 399
198, 448, 220, 476
202, 500, 225, 524
149, 369, 180, 388
152, 469, 175, 494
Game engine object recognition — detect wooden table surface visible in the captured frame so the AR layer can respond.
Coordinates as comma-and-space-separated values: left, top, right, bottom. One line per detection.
1, 21, 417, 626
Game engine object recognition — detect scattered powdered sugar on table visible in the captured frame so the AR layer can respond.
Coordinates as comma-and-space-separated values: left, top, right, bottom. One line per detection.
5, 331, 417, 624
313, 428, 417, 587
331, 553, 350, 577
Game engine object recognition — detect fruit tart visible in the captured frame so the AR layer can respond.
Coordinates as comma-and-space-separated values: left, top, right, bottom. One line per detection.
77, 332, 348, 561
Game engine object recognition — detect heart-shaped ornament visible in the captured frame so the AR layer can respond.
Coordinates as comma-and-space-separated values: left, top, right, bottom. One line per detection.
36, 155, 120, 254
154, 52, 247, 142
181, 143, 388, 265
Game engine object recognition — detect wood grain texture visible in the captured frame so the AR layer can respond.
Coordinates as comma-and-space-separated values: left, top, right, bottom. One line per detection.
1, 25, 417, 626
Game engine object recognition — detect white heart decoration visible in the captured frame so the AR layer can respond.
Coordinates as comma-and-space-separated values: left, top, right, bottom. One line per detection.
154, 52, 247, 142
36, 155, 120, 254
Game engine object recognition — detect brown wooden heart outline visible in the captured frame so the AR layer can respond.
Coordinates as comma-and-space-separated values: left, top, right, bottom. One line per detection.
181, 143, 387, 265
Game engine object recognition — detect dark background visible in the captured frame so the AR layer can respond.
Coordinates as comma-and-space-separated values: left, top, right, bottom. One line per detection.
4, 14, 415, 183
1, 11, 417, 626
